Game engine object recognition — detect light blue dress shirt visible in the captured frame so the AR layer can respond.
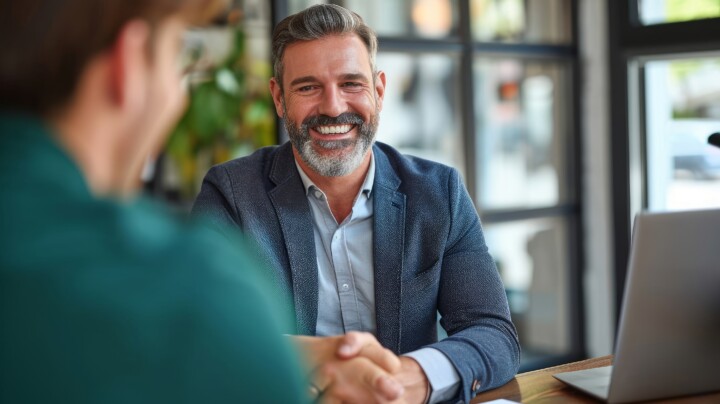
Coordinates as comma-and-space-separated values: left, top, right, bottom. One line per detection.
294, 153, 461, 403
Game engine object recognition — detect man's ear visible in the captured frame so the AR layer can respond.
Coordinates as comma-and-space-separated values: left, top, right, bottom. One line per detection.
375, 70, 387, 111
109, 20, 151, 110
269, 77, 285, 118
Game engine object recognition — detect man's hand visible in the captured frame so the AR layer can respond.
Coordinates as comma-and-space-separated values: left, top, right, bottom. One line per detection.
315, 356, 406, 403
395, 357, 430, 404
291, 332, 404, 403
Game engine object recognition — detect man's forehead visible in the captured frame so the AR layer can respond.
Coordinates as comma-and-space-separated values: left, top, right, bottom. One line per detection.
285, 33, 364, 49
283, 34, 370, 59
281, 34, 373, 83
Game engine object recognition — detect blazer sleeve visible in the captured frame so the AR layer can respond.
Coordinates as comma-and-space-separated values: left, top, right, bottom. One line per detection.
428, 169, 521, 402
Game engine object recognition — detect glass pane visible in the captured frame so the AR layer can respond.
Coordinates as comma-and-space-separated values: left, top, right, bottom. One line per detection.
375, 52, 465, 178
638, 0, 720, 25
644, 57, 720, 212
288, 0, 459, 39
474, 59, 571, 210
484, 217, 571, 362
470, 0, 572, 44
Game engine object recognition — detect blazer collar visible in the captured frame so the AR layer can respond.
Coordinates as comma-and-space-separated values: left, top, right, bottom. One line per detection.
269, 142, 298, 187
371, 143, 406, 353
372, 143, 401, 192
268, 142, 318, 335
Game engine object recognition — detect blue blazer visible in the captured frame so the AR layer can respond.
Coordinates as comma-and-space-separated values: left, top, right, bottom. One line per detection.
193, 141, 520, 401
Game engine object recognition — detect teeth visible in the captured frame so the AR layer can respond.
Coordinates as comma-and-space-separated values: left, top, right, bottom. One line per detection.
316, 125, 352, 134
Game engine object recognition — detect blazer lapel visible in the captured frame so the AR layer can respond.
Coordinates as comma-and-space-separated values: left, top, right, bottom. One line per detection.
268, 144, 318, 335
372, 146, 406, 353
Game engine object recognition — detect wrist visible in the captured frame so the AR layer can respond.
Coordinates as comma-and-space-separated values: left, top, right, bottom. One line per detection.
398, 356, 431, 404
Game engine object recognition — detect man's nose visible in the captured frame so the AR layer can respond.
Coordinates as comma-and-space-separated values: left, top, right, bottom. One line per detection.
318, 86, 346, 117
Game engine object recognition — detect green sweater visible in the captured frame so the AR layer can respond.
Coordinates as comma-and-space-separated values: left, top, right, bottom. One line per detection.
0, 112, 307, 403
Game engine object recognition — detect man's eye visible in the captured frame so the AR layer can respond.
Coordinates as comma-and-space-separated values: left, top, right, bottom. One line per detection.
343, 82, 362, 87
297, 85, 316, 92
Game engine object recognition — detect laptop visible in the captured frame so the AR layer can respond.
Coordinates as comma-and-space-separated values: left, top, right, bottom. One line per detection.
554, 208, 720, 403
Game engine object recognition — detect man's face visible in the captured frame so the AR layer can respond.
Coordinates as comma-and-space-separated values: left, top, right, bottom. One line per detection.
271, 34, 386, 177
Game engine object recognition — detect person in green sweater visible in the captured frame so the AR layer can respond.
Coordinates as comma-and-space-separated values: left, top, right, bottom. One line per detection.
0, 0, 402, 402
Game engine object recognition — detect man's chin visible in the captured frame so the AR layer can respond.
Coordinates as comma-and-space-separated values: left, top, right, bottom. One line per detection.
308, 142, 357, 160
302, 147, 362, 176
312, 138, 355, 151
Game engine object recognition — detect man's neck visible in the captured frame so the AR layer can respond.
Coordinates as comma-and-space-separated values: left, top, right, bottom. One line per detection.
294, 149, 372, 223
50, 109, 133, 199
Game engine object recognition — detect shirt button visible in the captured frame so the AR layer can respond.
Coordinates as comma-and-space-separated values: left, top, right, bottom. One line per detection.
472, 379, 481, 392
341, 283, 349, 290
314, 191, 322, 199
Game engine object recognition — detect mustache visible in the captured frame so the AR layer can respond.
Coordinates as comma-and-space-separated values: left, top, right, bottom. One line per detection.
302, 112, 365, 127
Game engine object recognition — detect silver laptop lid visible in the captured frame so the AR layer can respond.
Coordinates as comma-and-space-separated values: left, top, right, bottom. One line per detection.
610, 209, 720, 403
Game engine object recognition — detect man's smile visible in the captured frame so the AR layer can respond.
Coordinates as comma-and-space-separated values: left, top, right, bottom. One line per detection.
311, 124, 357, 143
313, 124, 355, 135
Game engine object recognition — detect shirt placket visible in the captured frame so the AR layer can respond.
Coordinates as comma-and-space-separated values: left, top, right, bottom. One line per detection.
312, 189, 362, 333
330, 224, 362, 332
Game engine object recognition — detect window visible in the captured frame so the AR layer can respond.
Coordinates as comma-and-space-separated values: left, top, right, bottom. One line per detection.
474, 59, 572, 210
484, 217, 573, 360
609, 0, 720, 318
637, 0, 720, 25
644, 57, 720, 212
278, 0, 582, 370
375, 52, 465, 176
471, 0, 572, 44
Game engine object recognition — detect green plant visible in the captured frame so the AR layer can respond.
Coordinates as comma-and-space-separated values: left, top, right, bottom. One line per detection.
166, 25, 276, 198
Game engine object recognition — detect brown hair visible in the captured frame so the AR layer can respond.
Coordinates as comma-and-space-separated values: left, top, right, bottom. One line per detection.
271, 4, 377, 91
0, 0, 227, 115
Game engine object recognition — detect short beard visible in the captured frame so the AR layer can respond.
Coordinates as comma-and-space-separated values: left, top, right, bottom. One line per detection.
283, 104, 379, 177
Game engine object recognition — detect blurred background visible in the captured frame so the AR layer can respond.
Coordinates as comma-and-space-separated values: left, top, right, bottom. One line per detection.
143, 0, 720, 371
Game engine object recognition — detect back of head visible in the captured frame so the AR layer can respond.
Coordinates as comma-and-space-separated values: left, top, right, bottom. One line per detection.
271, 4, 377, 88
0, 0, 227, 117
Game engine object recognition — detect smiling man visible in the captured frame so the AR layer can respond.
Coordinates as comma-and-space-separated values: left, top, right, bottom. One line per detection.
193, 4, 521, 403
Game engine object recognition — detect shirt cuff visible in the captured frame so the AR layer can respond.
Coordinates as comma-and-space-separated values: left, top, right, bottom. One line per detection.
403, 347, 461, 403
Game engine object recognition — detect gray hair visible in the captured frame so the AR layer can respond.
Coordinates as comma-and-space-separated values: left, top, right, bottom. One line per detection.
271, 4, 378, 90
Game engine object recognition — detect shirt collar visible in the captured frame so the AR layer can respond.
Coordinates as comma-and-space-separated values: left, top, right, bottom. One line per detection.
294, 151, 375, 197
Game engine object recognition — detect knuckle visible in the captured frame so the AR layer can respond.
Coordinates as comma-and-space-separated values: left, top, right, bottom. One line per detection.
380, 348, 398, 364
318, 362, 337, 381
353, 356, 373, 368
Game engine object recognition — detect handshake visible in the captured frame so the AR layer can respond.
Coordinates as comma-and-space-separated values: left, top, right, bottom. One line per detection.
292, 332, 430, 404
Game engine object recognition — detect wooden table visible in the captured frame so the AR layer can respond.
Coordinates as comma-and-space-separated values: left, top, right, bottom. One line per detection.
471, 356, 720, 403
